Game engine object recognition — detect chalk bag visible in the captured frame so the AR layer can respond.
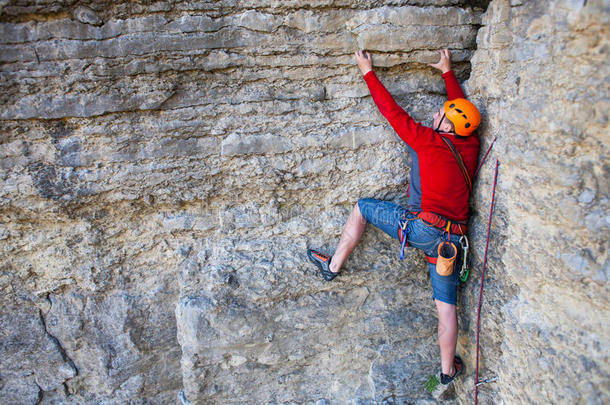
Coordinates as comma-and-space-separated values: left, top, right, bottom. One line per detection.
436, 241, 457, 276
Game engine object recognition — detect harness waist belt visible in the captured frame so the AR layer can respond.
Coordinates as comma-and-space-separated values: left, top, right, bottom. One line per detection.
425, 256, 437, 265
413, 211, 468, 235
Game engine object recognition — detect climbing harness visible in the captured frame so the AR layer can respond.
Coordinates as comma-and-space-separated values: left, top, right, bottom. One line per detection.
398, 212, 467, 263
422, 215, 466, 268
475, 159, 500, 405
416, 211, 467, 235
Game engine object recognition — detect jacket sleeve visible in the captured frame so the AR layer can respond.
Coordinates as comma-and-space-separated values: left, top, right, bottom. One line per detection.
442, 70, 465, 100
363, 71, 434, 150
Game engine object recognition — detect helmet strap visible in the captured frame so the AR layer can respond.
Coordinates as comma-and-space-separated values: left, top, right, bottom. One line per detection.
434, 113, 456, 135
434, 113, 445, 132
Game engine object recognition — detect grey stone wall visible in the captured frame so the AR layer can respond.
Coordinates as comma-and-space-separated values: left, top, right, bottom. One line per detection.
1, 0, 608, 404
456, 1, 609, 404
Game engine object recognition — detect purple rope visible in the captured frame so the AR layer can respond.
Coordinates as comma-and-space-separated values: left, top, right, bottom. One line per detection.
475, 159, 500, 405
475, 137, 497, 178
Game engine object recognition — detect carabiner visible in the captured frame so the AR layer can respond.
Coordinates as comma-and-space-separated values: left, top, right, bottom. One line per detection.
459, 234, 469, 252
398, 216, 409, 260
459, 235, 470, 282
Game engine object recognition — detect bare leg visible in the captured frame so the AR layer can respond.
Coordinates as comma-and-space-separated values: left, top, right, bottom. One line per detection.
329, 203, 367, 273
435, 299, 458, 376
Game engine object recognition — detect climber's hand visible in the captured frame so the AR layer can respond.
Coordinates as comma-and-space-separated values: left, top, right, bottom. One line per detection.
428, 49, 452, 74
355, 50, 373, 76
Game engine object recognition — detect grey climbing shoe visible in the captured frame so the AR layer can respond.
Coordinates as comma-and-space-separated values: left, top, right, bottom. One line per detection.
307, 249, 339, 281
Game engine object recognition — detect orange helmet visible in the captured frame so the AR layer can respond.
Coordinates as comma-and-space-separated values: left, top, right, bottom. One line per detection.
444, 98, 481, 136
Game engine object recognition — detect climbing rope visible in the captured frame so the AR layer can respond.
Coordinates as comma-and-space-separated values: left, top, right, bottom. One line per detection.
474, 137, 497, 178
475, 159, 500, 405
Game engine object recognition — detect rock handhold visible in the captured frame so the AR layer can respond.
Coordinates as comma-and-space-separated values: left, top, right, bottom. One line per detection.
74, 6, 103, 26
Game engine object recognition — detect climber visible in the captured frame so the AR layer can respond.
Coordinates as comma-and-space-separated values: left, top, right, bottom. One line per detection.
307, 49, 481, 392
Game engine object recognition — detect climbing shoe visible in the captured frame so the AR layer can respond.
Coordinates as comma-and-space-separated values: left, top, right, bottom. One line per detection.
425, 355, 464, 399
307, 249, 339, 281
440, 355, 463, 385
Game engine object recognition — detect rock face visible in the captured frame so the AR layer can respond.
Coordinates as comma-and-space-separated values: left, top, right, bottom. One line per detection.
457, 1, 609, 404
0, 0, 607, 404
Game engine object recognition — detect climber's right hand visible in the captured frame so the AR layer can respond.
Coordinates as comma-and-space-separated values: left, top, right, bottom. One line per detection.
355, 50, 373, 76
428, 49, 452, 74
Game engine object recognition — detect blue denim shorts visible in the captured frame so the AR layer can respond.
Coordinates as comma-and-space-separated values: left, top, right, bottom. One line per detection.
357, 198, 462, 305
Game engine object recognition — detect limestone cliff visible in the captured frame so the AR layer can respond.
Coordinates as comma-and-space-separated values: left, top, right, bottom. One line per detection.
0, 0, 607, 404
457, 1, 609, 403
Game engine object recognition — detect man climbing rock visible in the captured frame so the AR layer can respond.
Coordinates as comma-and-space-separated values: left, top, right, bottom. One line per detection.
307, 49, 481, 394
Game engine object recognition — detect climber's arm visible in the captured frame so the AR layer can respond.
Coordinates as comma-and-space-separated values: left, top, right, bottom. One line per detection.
429, 49, 465, 100
356, 50, 432, 149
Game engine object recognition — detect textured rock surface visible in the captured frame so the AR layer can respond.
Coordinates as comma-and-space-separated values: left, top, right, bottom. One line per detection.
1, 0, 608, 404
456, 1, 610, 404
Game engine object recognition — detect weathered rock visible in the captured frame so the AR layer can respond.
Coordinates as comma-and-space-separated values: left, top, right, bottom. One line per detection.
175, 234, 441, 403
0, 284, 77, 402
1, 0, 608, 404
456, 1, 610, 404
73, 6, 103, 27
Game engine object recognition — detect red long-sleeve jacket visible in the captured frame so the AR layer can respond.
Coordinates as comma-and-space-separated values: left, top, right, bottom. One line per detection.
363, 70, 480, 222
